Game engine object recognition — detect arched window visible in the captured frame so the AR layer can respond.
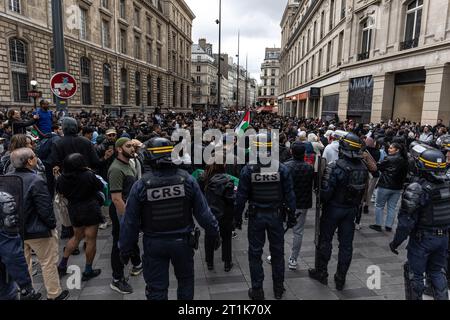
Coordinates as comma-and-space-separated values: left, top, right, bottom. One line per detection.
9, 38, 29, 102
402, 0, 423, 49
135, 71, 141, 106
120, 68, 128, 105
147, 75, 152, 107
103, 63, 111, 105
80, 57, 92, 105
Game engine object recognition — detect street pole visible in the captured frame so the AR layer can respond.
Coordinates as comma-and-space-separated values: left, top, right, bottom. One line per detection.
216, 0, 222, 112
51, 0, 67, 115
236, 30, 240, 111
244, 54, 248, 111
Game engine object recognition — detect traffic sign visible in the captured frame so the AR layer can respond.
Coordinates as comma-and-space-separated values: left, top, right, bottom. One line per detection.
50, 72, 77, 99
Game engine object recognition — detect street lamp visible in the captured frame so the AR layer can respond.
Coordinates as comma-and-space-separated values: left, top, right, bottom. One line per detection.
29, 79, 40, 109
216, 0, 222, 112
30, 79, 38, 89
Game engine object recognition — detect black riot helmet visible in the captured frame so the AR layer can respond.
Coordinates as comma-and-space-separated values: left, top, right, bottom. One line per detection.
339, 132, 364, 159
414, 147, 447, 172
144, 137, 174, 165
436, 134, 450, 152
251, 132, 272, 157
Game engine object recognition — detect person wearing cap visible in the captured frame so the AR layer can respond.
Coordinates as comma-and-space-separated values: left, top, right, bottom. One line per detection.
284, 142, 314, 271
322, 131, 340, 164
130, 139, 144, 180
107, 137, 142, 295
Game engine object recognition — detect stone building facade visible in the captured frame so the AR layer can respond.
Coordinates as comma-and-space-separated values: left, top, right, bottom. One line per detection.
1, 0, 194, 114
258, 47, 280, 107
191, 39, 218, 111
279, 0, 450, 125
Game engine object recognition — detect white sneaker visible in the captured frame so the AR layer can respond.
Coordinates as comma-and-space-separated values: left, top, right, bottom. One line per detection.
99, 222, 108, 230
288, 258, 297, 270
266, 256, 271, 264
355, 223, 361, 230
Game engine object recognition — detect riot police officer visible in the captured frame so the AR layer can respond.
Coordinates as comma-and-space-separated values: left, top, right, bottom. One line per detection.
309, 132, 368, 291
119, 137, 220, 300
0, 188, 41, 300
436, 134, 450, 287
389, 146, 450, 300
235, 132, 296, 300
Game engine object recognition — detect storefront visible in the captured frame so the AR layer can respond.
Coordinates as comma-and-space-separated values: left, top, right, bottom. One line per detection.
347, 76, 373, 124
392, 69, 426, 123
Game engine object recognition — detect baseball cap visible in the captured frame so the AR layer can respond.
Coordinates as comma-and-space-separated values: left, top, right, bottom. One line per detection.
106, 128, 117, 135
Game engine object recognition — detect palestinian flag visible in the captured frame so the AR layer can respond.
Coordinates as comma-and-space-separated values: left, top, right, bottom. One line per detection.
235, 111, 251, 137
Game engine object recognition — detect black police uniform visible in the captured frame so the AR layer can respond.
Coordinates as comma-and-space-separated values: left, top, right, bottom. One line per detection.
390, 148, 450, 300
309, 132, 368, 290
235, 133, 296, 300
119, 138, 220, 300
0, 176, 41, 300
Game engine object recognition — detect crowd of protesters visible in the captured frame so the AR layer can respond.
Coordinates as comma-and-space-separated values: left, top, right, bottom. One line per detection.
0, 99, 449, 299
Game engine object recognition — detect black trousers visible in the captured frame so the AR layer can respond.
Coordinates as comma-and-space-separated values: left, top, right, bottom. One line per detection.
109, 204, 141, 280
204, 216, 233, 265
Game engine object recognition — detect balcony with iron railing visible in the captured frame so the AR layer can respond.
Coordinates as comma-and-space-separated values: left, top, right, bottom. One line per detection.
357, 51, 369, 61
400, 37, 419, 51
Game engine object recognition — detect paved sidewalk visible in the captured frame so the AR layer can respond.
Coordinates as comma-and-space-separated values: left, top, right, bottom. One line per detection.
30, 203, 429, 300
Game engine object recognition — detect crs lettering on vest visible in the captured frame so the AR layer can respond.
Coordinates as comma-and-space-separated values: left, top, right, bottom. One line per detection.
147, 184, 186, 201
251, 172, 281, 183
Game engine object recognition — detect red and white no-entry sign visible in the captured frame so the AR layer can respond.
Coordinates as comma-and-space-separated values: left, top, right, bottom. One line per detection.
50, 72, 77, 99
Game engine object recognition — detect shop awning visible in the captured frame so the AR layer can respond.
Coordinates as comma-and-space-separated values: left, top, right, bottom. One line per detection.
257, 106, 276, 113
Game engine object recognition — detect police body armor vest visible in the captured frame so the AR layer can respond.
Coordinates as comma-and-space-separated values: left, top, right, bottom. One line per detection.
333, 159, 368, 207
418, 180, 450, 229
249, 165, 283, 205
141, 169, 193, 233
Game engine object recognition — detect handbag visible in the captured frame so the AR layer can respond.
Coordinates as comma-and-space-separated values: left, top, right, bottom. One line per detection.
362, 150, 378, 174
54, 193, 71, 227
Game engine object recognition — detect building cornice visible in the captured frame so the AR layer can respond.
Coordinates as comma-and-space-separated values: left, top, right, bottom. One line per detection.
172, 0, 196, 20
286, 0, 321, 50
0, 11, 169, 74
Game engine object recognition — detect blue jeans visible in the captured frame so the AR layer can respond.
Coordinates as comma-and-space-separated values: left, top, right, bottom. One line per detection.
406, 233, 448, 300
0, 231, 32, 300
248, 211, 285, 289
142, 235, 194, 300
375, 187, 402, 228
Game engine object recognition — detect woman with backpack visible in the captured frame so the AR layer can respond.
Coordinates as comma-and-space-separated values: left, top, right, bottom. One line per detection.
201, 162, 236, 272
55, 153, 104, 281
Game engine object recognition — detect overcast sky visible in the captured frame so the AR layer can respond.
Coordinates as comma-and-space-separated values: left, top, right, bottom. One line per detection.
184, 0, 286, 82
